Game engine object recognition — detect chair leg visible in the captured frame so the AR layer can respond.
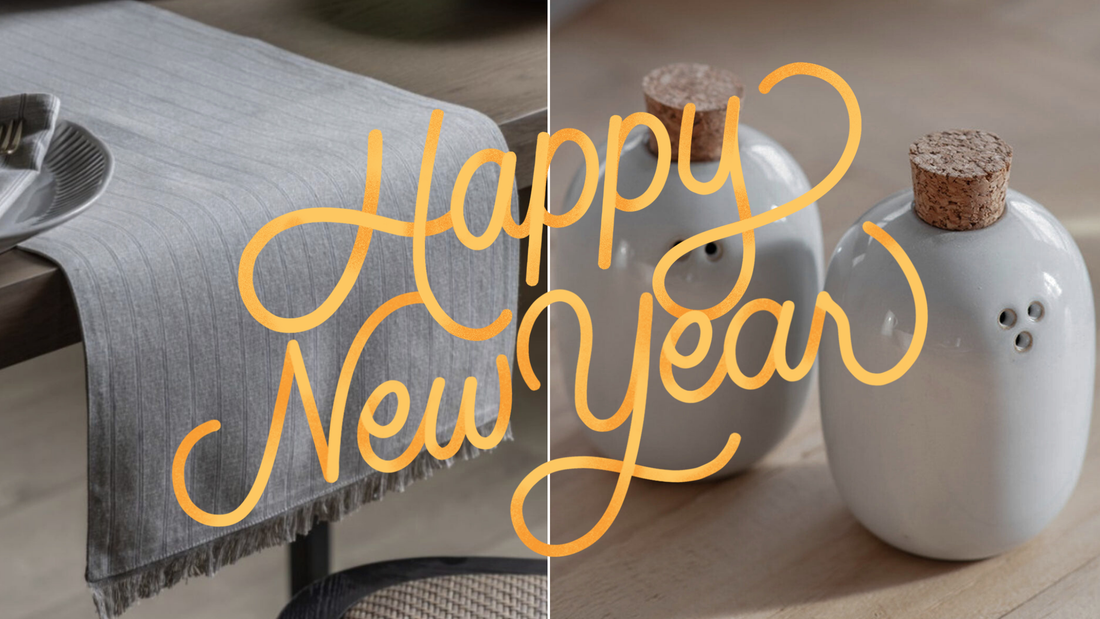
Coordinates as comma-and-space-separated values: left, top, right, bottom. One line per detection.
289, 522, 331, 596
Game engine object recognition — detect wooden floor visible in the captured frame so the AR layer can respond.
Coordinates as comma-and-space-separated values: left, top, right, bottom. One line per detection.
549, 0, 1100, 617
0, 344, 547, 619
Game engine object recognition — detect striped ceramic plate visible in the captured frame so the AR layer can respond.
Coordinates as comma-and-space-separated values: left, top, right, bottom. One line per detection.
0, 121, 113, 253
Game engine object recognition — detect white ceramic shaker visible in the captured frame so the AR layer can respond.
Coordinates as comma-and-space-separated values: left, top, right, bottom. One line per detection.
553, 64, 824, 476
820, 130, 1095, 560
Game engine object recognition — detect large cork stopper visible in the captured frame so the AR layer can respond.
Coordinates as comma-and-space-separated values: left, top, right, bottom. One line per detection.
643, 63, 743, 162
910, 129, 1013, 230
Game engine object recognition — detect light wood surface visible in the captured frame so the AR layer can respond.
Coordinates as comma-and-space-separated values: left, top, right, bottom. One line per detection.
549, 0, 1100, 617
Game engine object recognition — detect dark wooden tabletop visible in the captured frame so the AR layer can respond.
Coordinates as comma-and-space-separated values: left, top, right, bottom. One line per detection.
0, 0, 547, 370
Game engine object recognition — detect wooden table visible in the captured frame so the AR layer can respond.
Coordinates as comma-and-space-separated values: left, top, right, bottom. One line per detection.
0, 0, 546, 370
549, 0, 1100, 616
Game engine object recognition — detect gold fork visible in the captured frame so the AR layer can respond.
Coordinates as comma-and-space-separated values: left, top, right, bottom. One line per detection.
1, 119, 23, 156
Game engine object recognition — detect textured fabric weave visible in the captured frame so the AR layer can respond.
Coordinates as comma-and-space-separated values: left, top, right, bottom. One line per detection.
343, 574, 548, 619
0, 2, 517, 616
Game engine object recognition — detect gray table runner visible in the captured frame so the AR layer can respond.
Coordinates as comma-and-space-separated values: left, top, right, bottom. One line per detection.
0, 3, 518, 616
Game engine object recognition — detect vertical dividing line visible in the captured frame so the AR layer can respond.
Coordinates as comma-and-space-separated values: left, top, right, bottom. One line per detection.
545, 0, 553, 609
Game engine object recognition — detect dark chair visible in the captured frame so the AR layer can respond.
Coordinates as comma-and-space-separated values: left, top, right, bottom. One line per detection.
279, 556, 548, 619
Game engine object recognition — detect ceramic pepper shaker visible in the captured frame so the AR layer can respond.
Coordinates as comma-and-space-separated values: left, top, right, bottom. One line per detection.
820, 130, 1095, 560
553, 64, 824, 476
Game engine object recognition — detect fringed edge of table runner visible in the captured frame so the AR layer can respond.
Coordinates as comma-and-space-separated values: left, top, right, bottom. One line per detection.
87, 422, 513, 618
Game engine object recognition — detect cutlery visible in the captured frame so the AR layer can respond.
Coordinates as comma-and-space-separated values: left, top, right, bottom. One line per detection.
1, 118, 22, 156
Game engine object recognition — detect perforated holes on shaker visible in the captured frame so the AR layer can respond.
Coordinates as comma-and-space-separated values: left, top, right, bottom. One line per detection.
704, 242, 723, 262
1028, 301, 1045, 321
998, 308, 1017, 329
1015, 331, 1033, 353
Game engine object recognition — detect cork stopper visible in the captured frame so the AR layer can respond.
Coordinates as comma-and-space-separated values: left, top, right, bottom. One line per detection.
643, 63, 743, 162
910, 129, 1013, 230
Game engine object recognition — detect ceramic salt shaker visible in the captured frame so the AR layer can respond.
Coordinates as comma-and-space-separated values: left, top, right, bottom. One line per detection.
553, 64, 824, 476
820, 130, 1095, 560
